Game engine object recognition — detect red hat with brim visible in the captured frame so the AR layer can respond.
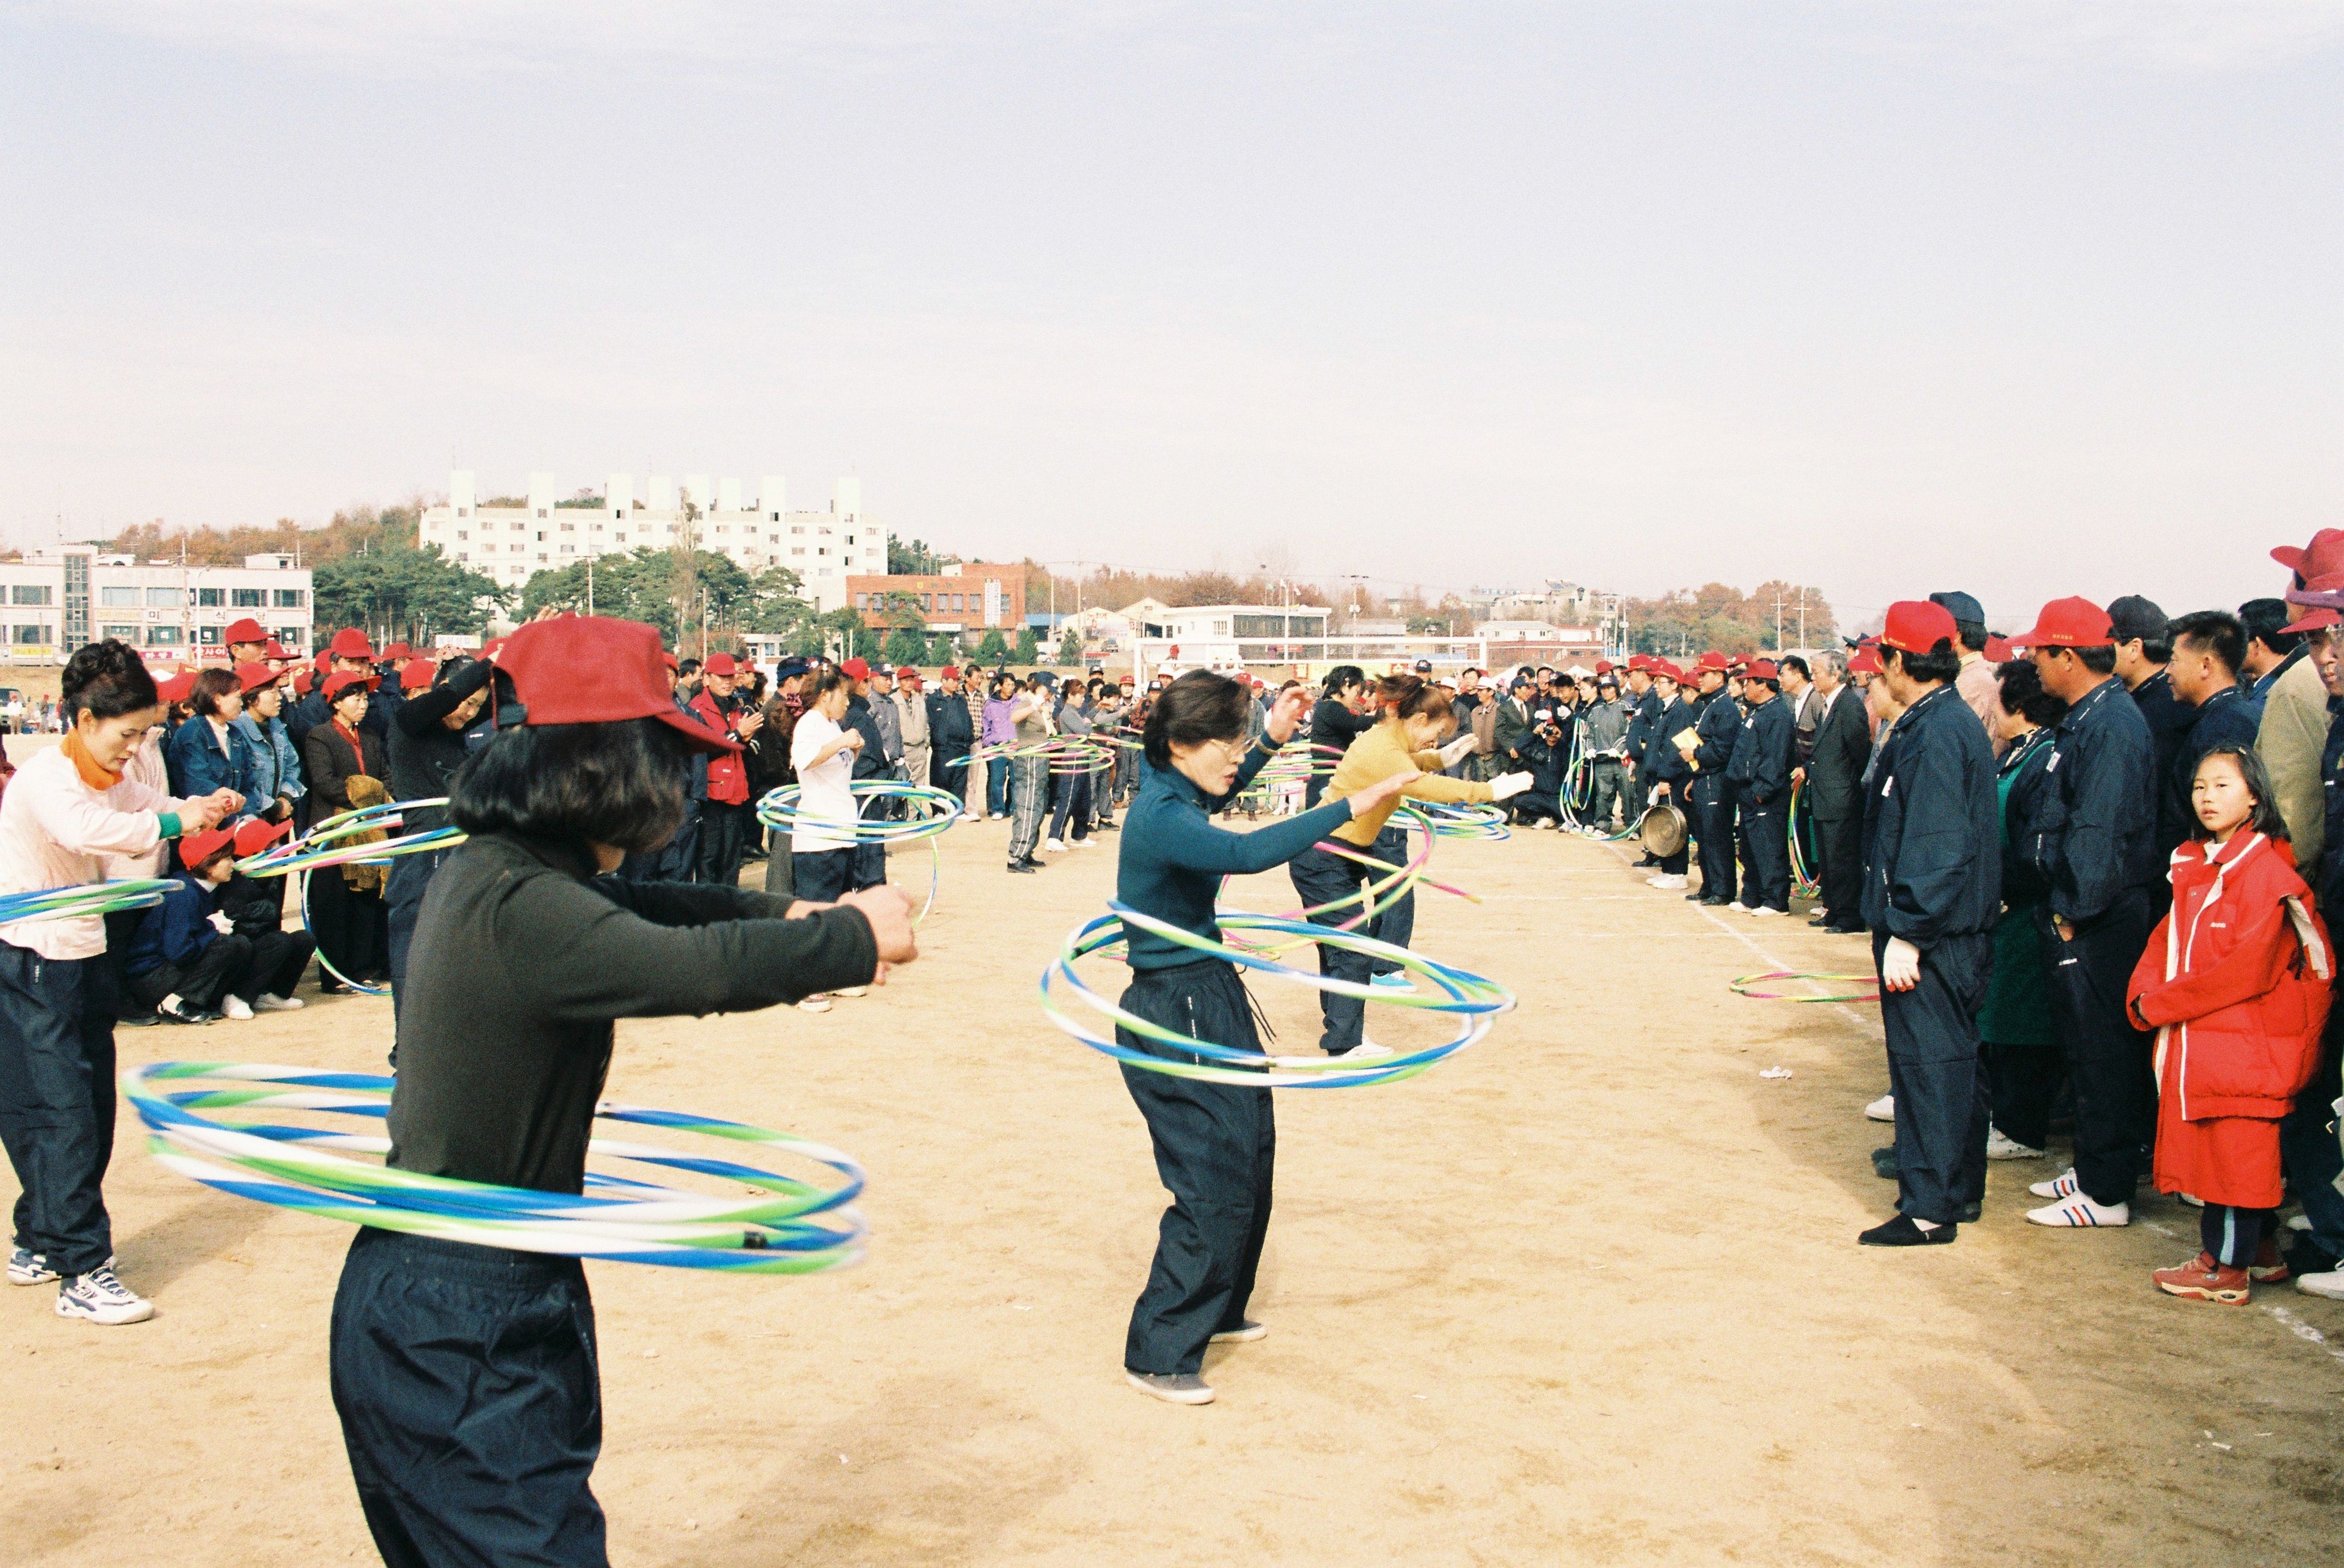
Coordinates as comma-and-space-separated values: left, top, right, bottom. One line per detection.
329, 628, 375, 660
223, 618, 267, 645
940, 664, 961, 679
383, 643, 411, 660
2282, 569, 2344, 613
2272, 528, 2344, 576
1746, 659, 1778, 682
263, 639, 291, 660
292, 668, 313, 695
2282, 606, 2341, 634
158, 671, 198, 704
234, 662, 279, 696
1881, 600, 1960, 655
177, 827, 236, 872
400, 658, 439, 692
498, 615, 741, 756
660, 652, 679, 671
703, 653, 738, 677
840, 657, 870, 680
2011, 596, 2113, 650
322, 670, 378, 702
233, 817, 290, 858
1848, 646, 1883, 675
1983, 634, 2014, 662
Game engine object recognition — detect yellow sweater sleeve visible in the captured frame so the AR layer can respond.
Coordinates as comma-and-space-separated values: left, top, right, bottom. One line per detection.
1326, 724, 1494, 846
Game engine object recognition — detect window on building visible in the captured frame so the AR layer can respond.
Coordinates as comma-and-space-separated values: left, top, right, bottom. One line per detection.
458, 552, 469, 562
855, 594, 870, 609
197, 588, 224, 607
847, 535, 855, 546
457, 507, 469, 518
197, 626, 222, 644
561, 522, 574, 532
561, 545, 573, 554
277, 626, 306, 647
512, 522, 525, 532
770, 511, 780, 522
13, 625, 51, 644
232, 588, 264, 607
791, 525, 805, 535
147, 587, 181, 606
147, 626, 182, 645
101, 623, 138, 640
274, 589, 305, 608
9, 584, 50, 606
100, 587, 138, 607
818, 548, 828, 557
536, 508, 549, 519
614, 532, 626, 542
920, 595, 932, 610
457, 530, 468, 540
791, 547, 805, 557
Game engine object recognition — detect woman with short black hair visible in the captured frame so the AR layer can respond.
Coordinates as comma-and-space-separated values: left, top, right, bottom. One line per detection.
331, 616, 914, 1566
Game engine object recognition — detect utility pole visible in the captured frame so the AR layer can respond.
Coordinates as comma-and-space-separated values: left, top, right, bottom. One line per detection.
1797, 587, 1808, 650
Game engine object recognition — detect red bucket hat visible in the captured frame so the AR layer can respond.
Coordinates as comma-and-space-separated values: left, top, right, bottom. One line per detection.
498, 615, 740, 755
400, 657, 440, 692
702, 653, 738, 677
158, 670, 198, 704
233, 817, 291, 858
233, 661, 280, 695
328, 628, 376, 660
177, 826, 236, 872
1880, 600, 1959, 655
223, 617, 267, 645
382, 642, 412, 660
2011, 596, 2113, 650
839, 657, 870, 680
2272, 528, 2344, 577
322, 669, 378, 701
263, 638, 292, 661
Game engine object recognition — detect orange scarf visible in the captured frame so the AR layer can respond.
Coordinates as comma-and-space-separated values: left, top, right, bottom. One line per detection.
61, 730, 124, 792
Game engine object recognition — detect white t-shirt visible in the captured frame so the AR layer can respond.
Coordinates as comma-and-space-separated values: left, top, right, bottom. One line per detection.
789, 712, 859, 856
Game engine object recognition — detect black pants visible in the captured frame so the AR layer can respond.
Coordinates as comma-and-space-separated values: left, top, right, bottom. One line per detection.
794, 848, 854, 905
1878, 929, 1993, 1225
1693, 789, 1737, 903
694, 800, 749, 889
2278, 1026, 2344, 1257
0, 943, 118, 1277
386, 848, 449, 1016
1287, 831, 1414, 1054
1737, 799, 1790, 911
1985, 1033, 2062, 1152
1583, 758, 1624, 827
309, 868, 389, 986
1117, 961, 1274, 1377
332, 1228, 606, 1568
762, 831, 795, 898
2203, 1205, 2271, 1268
1814, 811, 1864, 927
2037, 889, 2156, 1208
129, 935, 250, 1012
656, 800, 701, 882
1049, 769, 1091, 844
849, 836, 887, 892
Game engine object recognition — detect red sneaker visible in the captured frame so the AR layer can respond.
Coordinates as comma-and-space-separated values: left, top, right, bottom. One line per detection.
2248, 1235, 2291, 1284
2153, 1252, 2251, 1304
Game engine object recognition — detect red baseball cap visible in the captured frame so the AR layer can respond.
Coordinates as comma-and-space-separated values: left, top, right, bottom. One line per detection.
940, 664, 961, 679
2011, 596, 2113, 650
322, 669, 377, 702
400, 657, 439, 692
233, 817, 290, 858
233, 661, 279, 696
223, 618, 267, 645
382, 642, 411, 660
703, 653, 738, 677
497, 615, 740, 756
840, 657, 870, 680
292, 668, 313, 695
1880, 600, 1960, 655
177, 826, 236, 872
659, 651, 679, 671
263, 638, 292, 660
2271, 528, 2344, 577
2283, 605, 2341, 634
329, 628, 375, 660
158, 670, 198, 704
1746, 658, 1778, 681
1848, 645, 1883, 675
1982, 634, 2014, 662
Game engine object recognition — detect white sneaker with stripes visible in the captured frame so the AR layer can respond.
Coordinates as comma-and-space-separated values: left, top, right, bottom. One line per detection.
2028, 1166, 2081, 1200
56, 1265, 153, 1325
2025, 1193, 2130, 1228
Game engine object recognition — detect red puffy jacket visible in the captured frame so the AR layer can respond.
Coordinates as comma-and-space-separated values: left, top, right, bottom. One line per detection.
688, 689, 749, 805
2127, 832, 2332, 1121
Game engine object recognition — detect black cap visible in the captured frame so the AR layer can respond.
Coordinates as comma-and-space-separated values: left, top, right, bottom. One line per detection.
2107, 595, 2170, 643
1412, 658, 1433, 673
1928, 590, 1985, 625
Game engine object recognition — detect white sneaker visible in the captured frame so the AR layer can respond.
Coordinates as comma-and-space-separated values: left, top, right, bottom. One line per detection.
1209, 1319, 1268, 1343
2297, 1267, 2344, 1300
832, 986, 868, 999
1650, 874, 1688, 890
1045, 838, 1068, 852
8, 1246, 57, 1285
1864, 1094, 1895, 1122
56, 1265, 153, 1325
254, 993, 304, 1012
220, 995, 254, 1021
2286, 1213, 2314, 1233
1749, 906, 1781, 918
797, 996, 834, 1014
2029, 1167, 2081, 1200
2026, 1194, 2129, 1228
1984, 1128, 2043, 1161
1533, 819, 1554, 830
1073, 838, 1097, 848
1339, 1042, 1396, 1062
1726, 902, 1753, 914
2177, 1191, 2205, 1208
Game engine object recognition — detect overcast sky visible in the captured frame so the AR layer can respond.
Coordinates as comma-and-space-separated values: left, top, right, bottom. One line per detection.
2, 1, 2336, 631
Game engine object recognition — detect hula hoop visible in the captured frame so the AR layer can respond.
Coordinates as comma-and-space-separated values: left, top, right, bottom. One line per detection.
123, 1062, 866, 1273
1042, 904, 1515, 1087
1787, 780, 1821, 899
1730, 970, 1880, 1003
757, 780, 961, 925
0, 878, 177, 925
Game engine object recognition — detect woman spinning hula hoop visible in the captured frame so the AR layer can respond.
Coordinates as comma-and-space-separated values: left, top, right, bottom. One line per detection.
0, 639, 243, 1326
1286, 672, 1534, 1060
1113, 671, 1421, 1406
331, 615, 916, 1566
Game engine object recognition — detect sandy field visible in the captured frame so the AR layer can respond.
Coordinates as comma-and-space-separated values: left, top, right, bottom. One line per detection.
6, 813, 2343, 1567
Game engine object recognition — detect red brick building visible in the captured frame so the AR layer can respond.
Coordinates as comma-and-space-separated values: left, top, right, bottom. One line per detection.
847, 562, 1030, 633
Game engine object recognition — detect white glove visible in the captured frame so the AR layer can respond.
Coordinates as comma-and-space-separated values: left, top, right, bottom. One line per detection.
1880, 936, 1920, 992
208, 909, 234, 935
1489, 771, 1535, 801
1437, 734, 1477, 769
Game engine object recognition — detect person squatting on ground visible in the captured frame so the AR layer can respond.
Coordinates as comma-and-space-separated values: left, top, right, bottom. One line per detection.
0, 639, 241, 1324
328, 615, 916, 1568
121, 819, 314, 1023
1114, 671, 1419, 1406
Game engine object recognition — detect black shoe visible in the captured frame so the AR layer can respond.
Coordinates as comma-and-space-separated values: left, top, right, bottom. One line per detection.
1095, 819, 1119, 832
2284, 1238, 2342, 1278
1808, 915, 1832, 927
1860, 1214, 1956, 1247
1698, 896, 1732, 907
1872, 1147, 1898, 1180
1007, 860, 1037, 874
116, 1011, 161, 1028
1958, 1201, 1983, 1224
1824, 921, 1867, 935
1022, 855, 1048, 869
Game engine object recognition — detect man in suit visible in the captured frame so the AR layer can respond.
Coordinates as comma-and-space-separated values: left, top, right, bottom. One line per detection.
1804, 648, 1870, 934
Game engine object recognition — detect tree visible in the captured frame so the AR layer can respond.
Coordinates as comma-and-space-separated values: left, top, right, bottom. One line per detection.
1013, 627, 1039, 665
883, 624, 930, 666
976, 628, 1010, 664
1056, 626, 1083, 666
887, 538, 961, 576
311, 544, 506, 645
928, 633, 956, 664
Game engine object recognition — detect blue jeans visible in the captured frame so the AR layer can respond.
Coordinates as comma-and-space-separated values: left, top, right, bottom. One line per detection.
986, 757, 1010, 817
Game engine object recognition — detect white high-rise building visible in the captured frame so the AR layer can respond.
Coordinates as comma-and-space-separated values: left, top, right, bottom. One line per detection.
417, 470, 888, 613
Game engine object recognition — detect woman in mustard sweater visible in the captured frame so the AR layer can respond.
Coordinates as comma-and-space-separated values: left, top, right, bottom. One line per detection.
1288, 674, 1532, 1058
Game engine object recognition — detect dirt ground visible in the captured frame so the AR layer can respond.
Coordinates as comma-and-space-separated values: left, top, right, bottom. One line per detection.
6, 815, 2343, 1567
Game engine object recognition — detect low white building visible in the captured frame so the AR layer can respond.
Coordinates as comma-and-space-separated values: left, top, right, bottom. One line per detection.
0, 548, 313, 663
417, 470, 889, 614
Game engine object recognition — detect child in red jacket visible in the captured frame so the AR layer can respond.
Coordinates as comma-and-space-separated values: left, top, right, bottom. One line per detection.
2128, 745, 2332, 1304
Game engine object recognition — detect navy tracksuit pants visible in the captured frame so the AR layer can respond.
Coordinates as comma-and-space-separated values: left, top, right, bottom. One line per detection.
1693, 788, 1737, 903
1877, 928, 1993, 1226
2036, 888, 2157, 1209
332, 1228, 607, 1567
1737, 798, 1790, 911
1117, 960, 1274, 1377
0, 944, 119, 1278
1286, 830, 1415, 1054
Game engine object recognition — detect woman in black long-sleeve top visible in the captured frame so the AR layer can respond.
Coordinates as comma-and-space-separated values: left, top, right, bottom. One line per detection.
330, 616, 915, 1567
301, 671, 390, 991
383, 655, 495, 1013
